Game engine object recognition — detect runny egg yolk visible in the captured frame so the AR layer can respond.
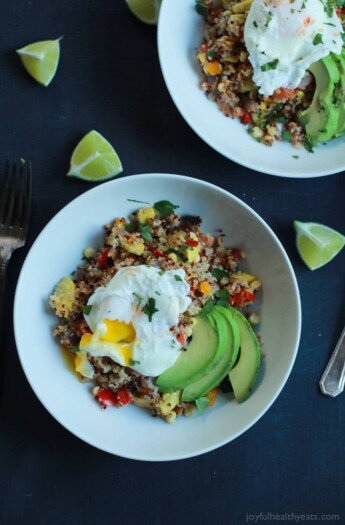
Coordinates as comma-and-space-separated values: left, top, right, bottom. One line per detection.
101, 319, 136, 344
79, 319, 136, 367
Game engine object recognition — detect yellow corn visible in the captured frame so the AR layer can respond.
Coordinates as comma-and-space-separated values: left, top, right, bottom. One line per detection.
200, 281, 212, 295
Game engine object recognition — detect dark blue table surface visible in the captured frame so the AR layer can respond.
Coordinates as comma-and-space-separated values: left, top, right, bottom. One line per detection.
1, 2, 345, 524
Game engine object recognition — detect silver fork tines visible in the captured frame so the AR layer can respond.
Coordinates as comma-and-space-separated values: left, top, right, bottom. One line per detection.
0, 161, 31, 323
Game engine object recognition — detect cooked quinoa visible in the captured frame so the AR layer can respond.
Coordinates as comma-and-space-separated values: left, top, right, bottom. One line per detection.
196, 0, 324, 148
50, 204, 261, 423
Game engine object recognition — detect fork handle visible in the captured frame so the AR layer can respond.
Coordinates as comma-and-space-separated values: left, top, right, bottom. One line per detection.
0, 247, 12, 329
319, 325, 345, 397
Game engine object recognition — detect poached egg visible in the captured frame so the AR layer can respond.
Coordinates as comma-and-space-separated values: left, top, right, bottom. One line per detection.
244, 0, 343, 95
75, 265, 191, 378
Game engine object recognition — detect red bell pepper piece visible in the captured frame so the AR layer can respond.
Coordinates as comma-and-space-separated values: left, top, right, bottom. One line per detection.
185, 240, 199, 247
95, 387, 132, 408
97, 247, 111, 269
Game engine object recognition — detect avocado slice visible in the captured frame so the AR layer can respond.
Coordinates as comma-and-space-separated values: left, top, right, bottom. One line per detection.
300, 55, 340, 146
228, 307, 261, 403
331, 51, 345, 137
216, 306, 241, 370
156, 313, 224, 393
181, 307, 240, 402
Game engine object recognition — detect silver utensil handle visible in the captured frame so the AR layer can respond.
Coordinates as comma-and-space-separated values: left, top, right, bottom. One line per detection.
319, 325, 345, 397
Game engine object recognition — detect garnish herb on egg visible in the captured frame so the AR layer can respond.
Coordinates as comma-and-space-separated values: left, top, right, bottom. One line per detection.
50, 204, 262, 422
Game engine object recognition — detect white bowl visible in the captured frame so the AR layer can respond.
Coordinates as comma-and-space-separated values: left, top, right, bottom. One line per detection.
14, 173, 301, 460
158, 0, 345, 178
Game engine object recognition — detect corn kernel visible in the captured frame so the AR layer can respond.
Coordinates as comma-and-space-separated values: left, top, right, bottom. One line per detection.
83, 247, 97, 259
119, 237, 145, 256
137, 207, 155, 225
159, 391, 181, 415
115, 218, 126, 229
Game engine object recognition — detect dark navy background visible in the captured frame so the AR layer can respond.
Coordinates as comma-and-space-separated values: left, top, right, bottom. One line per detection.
1, 1, 344, 524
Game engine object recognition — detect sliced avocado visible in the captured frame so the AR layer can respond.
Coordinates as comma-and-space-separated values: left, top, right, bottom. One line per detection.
181, 307, 240, 402
331, 51, 345, 137
216, 306, 241, 370
228, 307, 261, 403
300, 55, 340, 146
156, 314, 220, 393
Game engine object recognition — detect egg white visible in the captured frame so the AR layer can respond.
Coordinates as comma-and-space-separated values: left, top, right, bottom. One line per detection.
77, 265, 191, 378
244, 0, 343, 95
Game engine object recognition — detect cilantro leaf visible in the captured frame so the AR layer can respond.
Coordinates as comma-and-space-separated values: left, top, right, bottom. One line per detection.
281, 130, 292, 142
143, 297, 159, 322
174, 274, 183, 282
195, 397, 210, 414
83, 305, 92, 316
304, 137, 314, 153
261, 59, 279, 72
195, 1, 207, 16
212, 268, 231, 281
138, 224, 153, 242
201, 298, 215, 316
125, 221, 136, 233
154, 200, 179, 216
72, 345, 80, 352
313, 33, 323, 45
215, 289, 230, 299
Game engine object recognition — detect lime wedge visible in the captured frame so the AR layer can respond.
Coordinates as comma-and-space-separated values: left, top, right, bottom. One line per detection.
67, 130, 123, 182
16, 39, 61, 86
294, 221, 345, 270
126, 0, 161, 24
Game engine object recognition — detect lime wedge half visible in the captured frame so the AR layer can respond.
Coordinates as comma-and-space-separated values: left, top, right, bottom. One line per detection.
16, 39, 61, 86
126, 0, 161, 24
67, 130, 123, 182
294, 221, 345, 270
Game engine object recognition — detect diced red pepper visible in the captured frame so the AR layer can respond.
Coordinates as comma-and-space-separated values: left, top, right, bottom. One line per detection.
95, 387, 132, 408
185, 239, 199, 247
232, 289, 255, 307
231, 248, 242, 262
147, 243, 154, 252
97, 247, 111, 269
95, 388, 118, 407
154, 249, 164, 257
115, 387, 132, 407
241, 112, 252, 125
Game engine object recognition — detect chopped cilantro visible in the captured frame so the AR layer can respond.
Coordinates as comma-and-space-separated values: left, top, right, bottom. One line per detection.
260, 59, 279, 72
304, 138, 315, 153
292, 155, 300, 159
153, 200, 179, 216
195, 0, 207, 16
143, 297, 159, 322
313, 33, 323, 45
138, 224, 153, 242
70, 270, 75, 277
158, 270, 165, 276
265, 11, 273, 27
195, 397, 210, 415
201, 298, 215, 316
206, 50, 215, 58
125, 221, 136, 233
215, 289, 230, 299
281, 130, 292, 142
83, 305, 92, 316
211, 268, 231, 281
174, 274, 183, 282
129, 358, 141, 366
155, 290, 161, 295
72, 345, 80, 352
253, 20, 258, 28
324, 22, 336, 26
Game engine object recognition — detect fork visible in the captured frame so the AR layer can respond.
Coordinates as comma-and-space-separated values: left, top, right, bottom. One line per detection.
0, 161, 31, 326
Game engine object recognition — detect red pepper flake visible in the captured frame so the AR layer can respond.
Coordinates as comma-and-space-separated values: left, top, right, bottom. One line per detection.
154, 249, 164, 257
97, 247, 111, 269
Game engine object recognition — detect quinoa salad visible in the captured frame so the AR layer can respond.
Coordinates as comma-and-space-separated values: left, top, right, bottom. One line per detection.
50, 200, 262, 423
195, 0, 345, 149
